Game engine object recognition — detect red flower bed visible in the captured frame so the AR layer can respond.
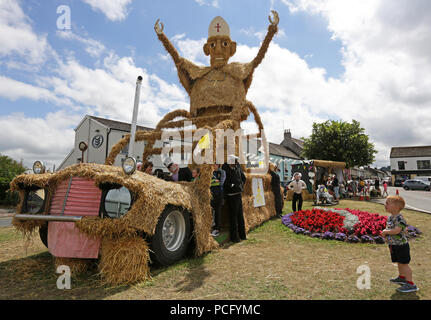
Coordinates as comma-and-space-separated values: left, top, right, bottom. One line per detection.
344, 209, 387, 236
290, 208, 347, 234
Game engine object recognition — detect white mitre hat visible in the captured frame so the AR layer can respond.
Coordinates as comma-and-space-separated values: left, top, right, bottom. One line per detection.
208, 16, 230, 38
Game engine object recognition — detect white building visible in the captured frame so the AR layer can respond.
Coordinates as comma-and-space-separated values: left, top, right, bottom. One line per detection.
390, 146, 431, 183
58, 115, 189, 171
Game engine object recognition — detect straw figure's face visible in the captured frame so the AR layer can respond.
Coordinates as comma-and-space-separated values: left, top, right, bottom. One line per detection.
203, 35, 237, 68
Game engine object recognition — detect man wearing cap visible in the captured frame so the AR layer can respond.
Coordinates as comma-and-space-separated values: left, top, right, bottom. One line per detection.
222, 155, 247, 243
154, 11, 279, 126
288, 172, 307, 212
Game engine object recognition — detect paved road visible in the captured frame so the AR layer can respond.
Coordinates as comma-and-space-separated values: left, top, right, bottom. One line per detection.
0, 217, 12, 227
372, 186, 431, 214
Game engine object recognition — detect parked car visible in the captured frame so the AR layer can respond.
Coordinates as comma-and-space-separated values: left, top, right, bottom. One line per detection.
415, 176, 431, 183
394, 179, 404, 187
402, 179, 430, 191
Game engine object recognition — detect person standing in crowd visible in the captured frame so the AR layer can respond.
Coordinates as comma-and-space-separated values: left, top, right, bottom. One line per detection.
166, 160, 193, 182
352, 178, 358, 197
191, 167, 200, 181
288, 172, 307, 212
210, 164, 225, 237
222, 156, 246, 243
359, 178, 365, 195
327, 176, 333, 194
269, 163, 283, 218
383, 180, 389, 197
375, 178, 380, 194
332, 174, 339, 201
142, 161, 153, 175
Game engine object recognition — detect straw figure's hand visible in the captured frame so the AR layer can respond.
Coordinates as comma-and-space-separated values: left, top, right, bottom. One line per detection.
154, 19, 164, 35
268, 10, 279, 27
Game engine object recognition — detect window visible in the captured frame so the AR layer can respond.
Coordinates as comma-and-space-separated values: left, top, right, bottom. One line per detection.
417, 160, 431, 170
398, 161, 405, 170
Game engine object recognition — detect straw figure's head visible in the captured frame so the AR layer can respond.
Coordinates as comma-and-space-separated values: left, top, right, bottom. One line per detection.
203, 16, 237, 68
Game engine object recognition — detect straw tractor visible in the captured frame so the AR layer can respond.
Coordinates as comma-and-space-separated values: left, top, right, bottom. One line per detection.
10, 11, 281, 284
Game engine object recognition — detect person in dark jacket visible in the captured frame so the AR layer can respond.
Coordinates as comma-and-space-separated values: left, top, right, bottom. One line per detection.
222, 156, 246, 243
210, 164, 225, 237
269, 163, 283, 218
166, 161, 193, 182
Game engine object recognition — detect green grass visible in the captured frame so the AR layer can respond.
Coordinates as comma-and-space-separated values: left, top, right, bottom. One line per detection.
0, 199, 429, 300
0, 226, 22, 242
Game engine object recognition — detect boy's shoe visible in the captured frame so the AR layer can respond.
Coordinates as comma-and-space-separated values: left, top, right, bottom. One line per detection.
389, 276, 407, 285
211, 229, 220, 237
396, 283, 419, 293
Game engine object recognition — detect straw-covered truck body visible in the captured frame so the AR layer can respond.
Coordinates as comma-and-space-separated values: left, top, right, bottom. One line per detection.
10, 158, 277, 283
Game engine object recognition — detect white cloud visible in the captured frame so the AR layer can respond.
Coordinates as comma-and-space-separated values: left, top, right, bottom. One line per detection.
56, 30, 106, 57
171, 34, 209, 66
35, 54, 188, 127
194, 0, 220, 8
82, 0, 133, 21
257, 0, 431, 167
0, 111, 81, 170
0, 75, 72, 106
0, 0, 49, 66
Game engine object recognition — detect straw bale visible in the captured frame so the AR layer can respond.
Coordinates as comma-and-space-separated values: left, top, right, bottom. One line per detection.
242, 191, 276, 232
243, 173, 272, 195
12, 218, 45, 239
98, 236, 151, 285
54, 257, 92, 275
185, 164, 219, 255
75, 216, 138, 239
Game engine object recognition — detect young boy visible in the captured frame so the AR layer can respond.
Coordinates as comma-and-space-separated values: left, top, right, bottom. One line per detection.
381, 196, 419, 293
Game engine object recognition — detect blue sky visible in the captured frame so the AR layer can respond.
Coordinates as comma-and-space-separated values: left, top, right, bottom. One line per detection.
1, 0, 431, 170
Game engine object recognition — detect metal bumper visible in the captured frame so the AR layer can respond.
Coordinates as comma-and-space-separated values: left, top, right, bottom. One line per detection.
14, 214, 82, 222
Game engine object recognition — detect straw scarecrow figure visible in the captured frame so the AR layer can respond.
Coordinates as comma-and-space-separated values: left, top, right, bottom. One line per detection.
153, 11, 279, 137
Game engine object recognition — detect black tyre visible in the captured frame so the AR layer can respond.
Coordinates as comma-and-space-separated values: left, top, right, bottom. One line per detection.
39, 223, 48, 248
425, 187, 430, 191
403, 186, 409, 190
150, 206, 192, 266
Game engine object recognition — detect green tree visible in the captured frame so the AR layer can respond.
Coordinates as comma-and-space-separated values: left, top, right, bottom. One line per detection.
0, 154, 26, 205
301, 120, 377, 168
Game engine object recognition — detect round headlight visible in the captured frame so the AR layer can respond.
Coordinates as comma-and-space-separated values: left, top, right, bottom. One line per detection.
26, 189, 46, 214
122, 157, 137, 175
33, 161, 45, 174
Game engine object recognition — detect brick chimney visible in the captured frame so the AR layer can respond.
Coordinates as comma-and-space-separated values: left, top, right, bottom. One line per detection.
284, 129, 291, 142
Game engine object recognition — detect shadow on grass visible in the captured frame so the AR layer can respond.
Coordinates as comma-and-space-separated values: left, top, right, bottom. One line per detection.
390, 291, 420, 300
0, 251, 129, 299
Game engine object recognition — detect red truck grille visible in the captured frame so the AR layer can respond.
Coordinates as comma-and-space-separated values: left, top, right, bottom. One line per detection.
49, 177, 101, 216
48, 177, 102, 259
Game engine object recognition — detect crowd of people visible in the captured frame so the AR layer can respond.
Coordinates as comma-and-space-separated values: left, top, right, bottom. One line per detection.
312, 174, 389, 204
137, 157, 248, 243
344, 177, 388, 198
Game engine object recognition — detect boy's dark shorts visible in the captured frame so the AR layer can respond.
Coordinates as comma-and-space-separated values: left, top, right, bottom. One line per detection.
389, 243, 411, 264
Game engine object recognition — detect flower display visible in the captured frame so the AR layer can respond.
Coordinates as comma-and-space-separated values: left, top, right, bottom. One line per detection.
288, 208, 347, 234
281, 208, 421, 244
344, 209, 387, 237
347, 235, 360, 243
335, 232, 347, 241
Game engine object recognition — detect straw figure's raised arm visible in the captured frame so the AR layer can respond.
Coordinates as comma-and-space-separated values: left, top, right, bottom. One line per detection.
243, 11, 279, 91
154, 19, 193, 93
252, 10, 279, 69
